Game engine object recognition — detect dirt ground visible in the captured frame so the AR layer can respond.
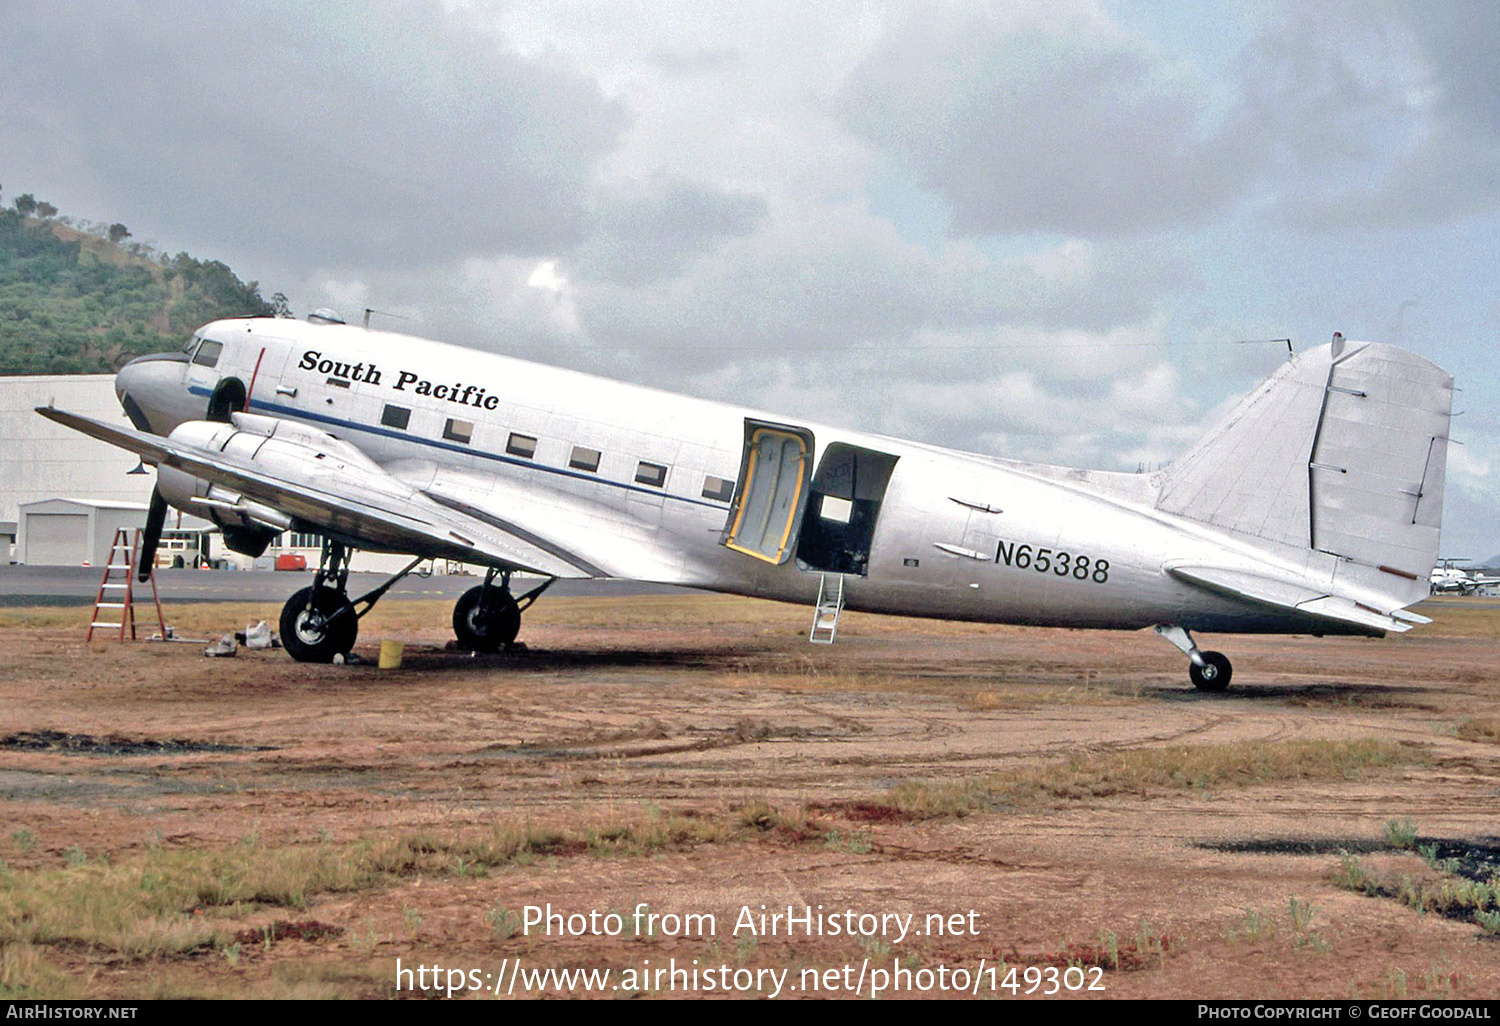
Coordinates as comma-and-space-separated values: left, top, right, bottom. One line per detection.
1, 593, 1497, 1000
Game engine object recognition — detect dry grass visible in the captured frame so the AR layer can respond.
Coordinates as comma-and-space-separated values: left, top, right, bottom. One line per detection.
0, 803, 794, 974
884, 738, 1419, 819
1456, 718, 1500, 745
1406, 599, 1500, 638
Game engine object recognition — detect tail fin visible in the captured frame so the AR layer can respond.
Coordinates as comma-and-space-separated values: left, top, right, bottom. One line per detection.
1157, 338, 1453, 608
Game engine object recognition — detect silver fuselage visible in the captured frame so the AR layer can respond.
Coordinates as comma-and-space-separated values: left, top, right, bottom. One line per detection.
115, 318, 1382, 636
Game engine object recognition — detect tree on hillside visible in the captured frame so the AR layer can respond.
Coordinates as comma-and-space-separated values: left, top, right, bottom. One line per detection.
108, 223, 131, 244
13, 194, 36, 216
36, 201, 57, 219
271, 292, 293, 318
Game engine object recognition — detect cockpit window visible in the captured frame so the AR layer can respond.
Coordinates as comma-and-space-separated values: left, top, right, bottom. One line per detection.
182, 335, 201, 355
192, 340, 223, 368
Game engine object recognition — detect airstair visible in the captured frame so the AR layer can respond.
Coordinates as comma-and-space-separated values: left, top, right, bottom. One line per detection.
809, 573, 845, 644
87, 529, 167, 642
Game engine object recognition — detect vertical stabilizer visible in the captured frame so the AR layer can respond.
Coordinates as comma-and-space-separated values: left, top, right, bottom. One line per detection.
1158, 340, 1453, 606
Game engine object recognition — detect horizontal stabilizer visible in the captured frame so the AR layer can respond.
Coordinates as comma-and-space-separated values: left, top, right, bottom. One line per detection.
1166, 563, 1413, 633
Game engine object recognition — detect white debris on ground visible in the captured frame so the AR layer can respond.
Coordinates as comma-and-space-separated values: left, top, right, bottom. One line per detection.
244, 621, 274, 649
204, 634, 238, 658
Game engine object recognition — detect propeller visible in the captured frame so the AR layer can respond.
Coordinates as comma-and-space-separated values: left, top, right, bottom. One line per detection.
139, 487, 167, 582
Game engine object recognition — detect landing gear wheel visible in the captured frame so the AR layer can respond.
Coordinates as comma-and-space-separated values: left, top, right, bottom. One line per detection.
453, 585, 521, 652
1189, 650, 1232, 691
280, 586, 358, 663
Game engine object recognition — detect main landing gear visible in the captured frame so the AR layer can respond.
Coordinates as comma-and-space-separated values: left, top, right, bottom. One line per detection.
277, 545, 556, 663
1154, 625, 1233, 691
279, 540, 426, 663
452, 568, 554, 653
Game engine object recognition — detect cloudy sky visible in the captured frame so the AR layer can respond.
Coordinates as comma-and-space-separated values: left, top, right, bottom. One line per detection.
4, 0, 1497, 557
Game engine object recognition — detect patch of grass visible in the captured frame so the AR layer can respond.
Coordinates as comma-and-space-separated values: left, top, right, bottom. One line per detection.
1226, 907, 1274, 943
1456, 718, 1500, 745
0, 803, 766, 965
823, 830, 873, 855
0, 942, 85, 999
488, 905, 521, 941
1331, 853, 1500, 934
1383, 817, 1419, 850
736, 800, 823, 840
1409, 600, 1500, 638
884, 739, 1417, 819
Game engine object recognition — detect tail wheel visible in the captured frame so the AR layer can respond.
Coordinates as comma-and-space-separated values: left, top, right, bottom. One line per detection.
1190, 651, 1232, 691
280, 586, 358, 663
453, 585, 521, 652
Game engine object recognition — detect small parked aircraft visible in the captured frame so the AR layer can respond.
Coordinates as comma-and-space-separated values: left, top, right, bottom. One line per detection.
1429, 561, 1500, 595
39, 316, 1453, 689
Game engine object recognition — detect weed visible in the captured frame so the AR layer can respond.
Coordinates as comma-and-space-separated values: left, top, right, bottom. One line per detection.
823, 830, 873, 855
735, 934, 758, 964
1384, 817, 1419, 850
860, 932, 892, 960
9, 830, 35, 853
402, 906, 424, 934
488, 906, 520, 941
1227, 907, 1273, 943
1099, 929, 1121, 968
221, 942, 241, 968
1288, 896, 1316, 931
64, 846, 87, 868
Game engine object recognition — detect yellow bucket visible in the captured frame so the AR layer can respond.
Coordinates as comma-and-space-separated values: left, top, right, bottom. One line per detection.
378, 639, 404, 669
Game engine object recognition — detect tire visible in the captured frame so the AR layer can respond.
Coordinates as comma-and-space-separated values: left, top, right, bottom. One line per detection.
280, 586, 358, 663
1189, 650, 1232, 691
453, 585, 521, 652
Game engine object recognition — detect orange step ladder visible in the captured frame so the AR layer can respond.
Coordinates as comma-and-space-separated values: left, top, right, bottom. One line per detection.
87, 528, 167, 642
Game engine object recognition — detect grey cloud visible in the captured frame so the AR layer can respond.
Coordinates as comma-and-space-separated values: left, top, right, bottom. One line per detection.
0, 0, 626, 270
574, 176, 769, 286
837, 6, 1259, 236
1247, 2, 1500, 230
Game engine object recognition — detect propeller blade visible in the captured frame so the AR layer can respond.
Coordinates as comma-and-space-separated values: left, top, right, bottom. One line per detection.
139, 487, 167, 582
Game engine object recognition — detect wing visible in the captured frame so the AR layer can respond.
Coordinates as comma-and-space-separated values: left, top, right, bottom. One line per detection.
36, 407, 598, 579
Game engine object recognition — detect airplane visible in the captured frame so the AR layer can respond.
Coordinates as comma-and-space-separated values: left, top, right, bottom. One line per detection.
38, 314, 1453, 690
1429, 561, 1500, 595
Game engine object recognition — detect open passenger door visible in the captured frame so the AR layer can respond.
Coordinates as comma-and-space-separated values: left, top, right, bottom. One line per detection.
721, 421, 814, 564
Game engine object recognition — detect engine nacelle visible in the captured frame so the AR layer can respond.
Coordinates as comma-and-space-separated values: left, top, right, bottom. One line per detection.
155, 414, 420, 554
156, 464, 291, 556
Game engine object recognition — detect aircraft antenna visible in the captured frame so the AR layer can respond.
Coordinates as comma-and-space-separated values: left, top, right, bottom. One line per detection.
1234, 338, 1294, 356
363, 308, 412, 330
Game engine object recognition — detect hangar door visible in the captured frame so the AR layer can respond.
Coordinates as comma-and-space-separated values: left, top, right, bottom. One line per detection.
24, 513, 88, 565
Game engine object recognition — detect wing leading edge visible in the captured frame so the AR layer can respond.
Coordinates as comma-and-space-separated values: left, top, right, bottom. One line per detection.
35, 406, 597, 579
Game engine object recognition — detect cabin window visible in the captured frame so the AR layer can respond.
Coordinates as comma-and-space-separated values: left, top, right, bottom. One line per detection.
569, 446, 601, 472
702, 475, 734, 502
443, 418, 474, 444
507, 433, 538, 459
381, 404, 411, 430
635, 461, 667, 487
191, 340, 222, 368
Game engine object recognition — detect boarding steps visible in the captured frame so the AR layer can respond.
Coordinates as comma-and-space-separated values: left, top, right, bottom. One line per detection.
809, 573, 845, 644
87, 528, 167, 643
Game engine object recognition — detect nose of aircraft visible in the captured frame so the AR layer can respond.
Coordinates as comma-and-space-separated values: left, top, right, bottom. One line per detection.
114, 351, 189, 433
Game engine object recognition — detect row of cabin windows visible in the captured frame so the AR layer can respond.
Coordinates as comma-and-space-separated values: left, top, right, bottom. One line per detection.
378, 402, 735, 501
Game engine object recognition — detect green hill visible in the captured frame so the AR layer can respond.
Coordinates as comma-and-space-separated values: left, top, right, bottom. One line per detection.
0, 198, 278, 374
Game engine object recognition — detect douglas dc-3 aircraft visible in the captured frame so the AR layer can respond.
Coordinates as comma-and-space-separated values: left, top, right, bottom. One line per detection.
39, 315, 1453, 690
